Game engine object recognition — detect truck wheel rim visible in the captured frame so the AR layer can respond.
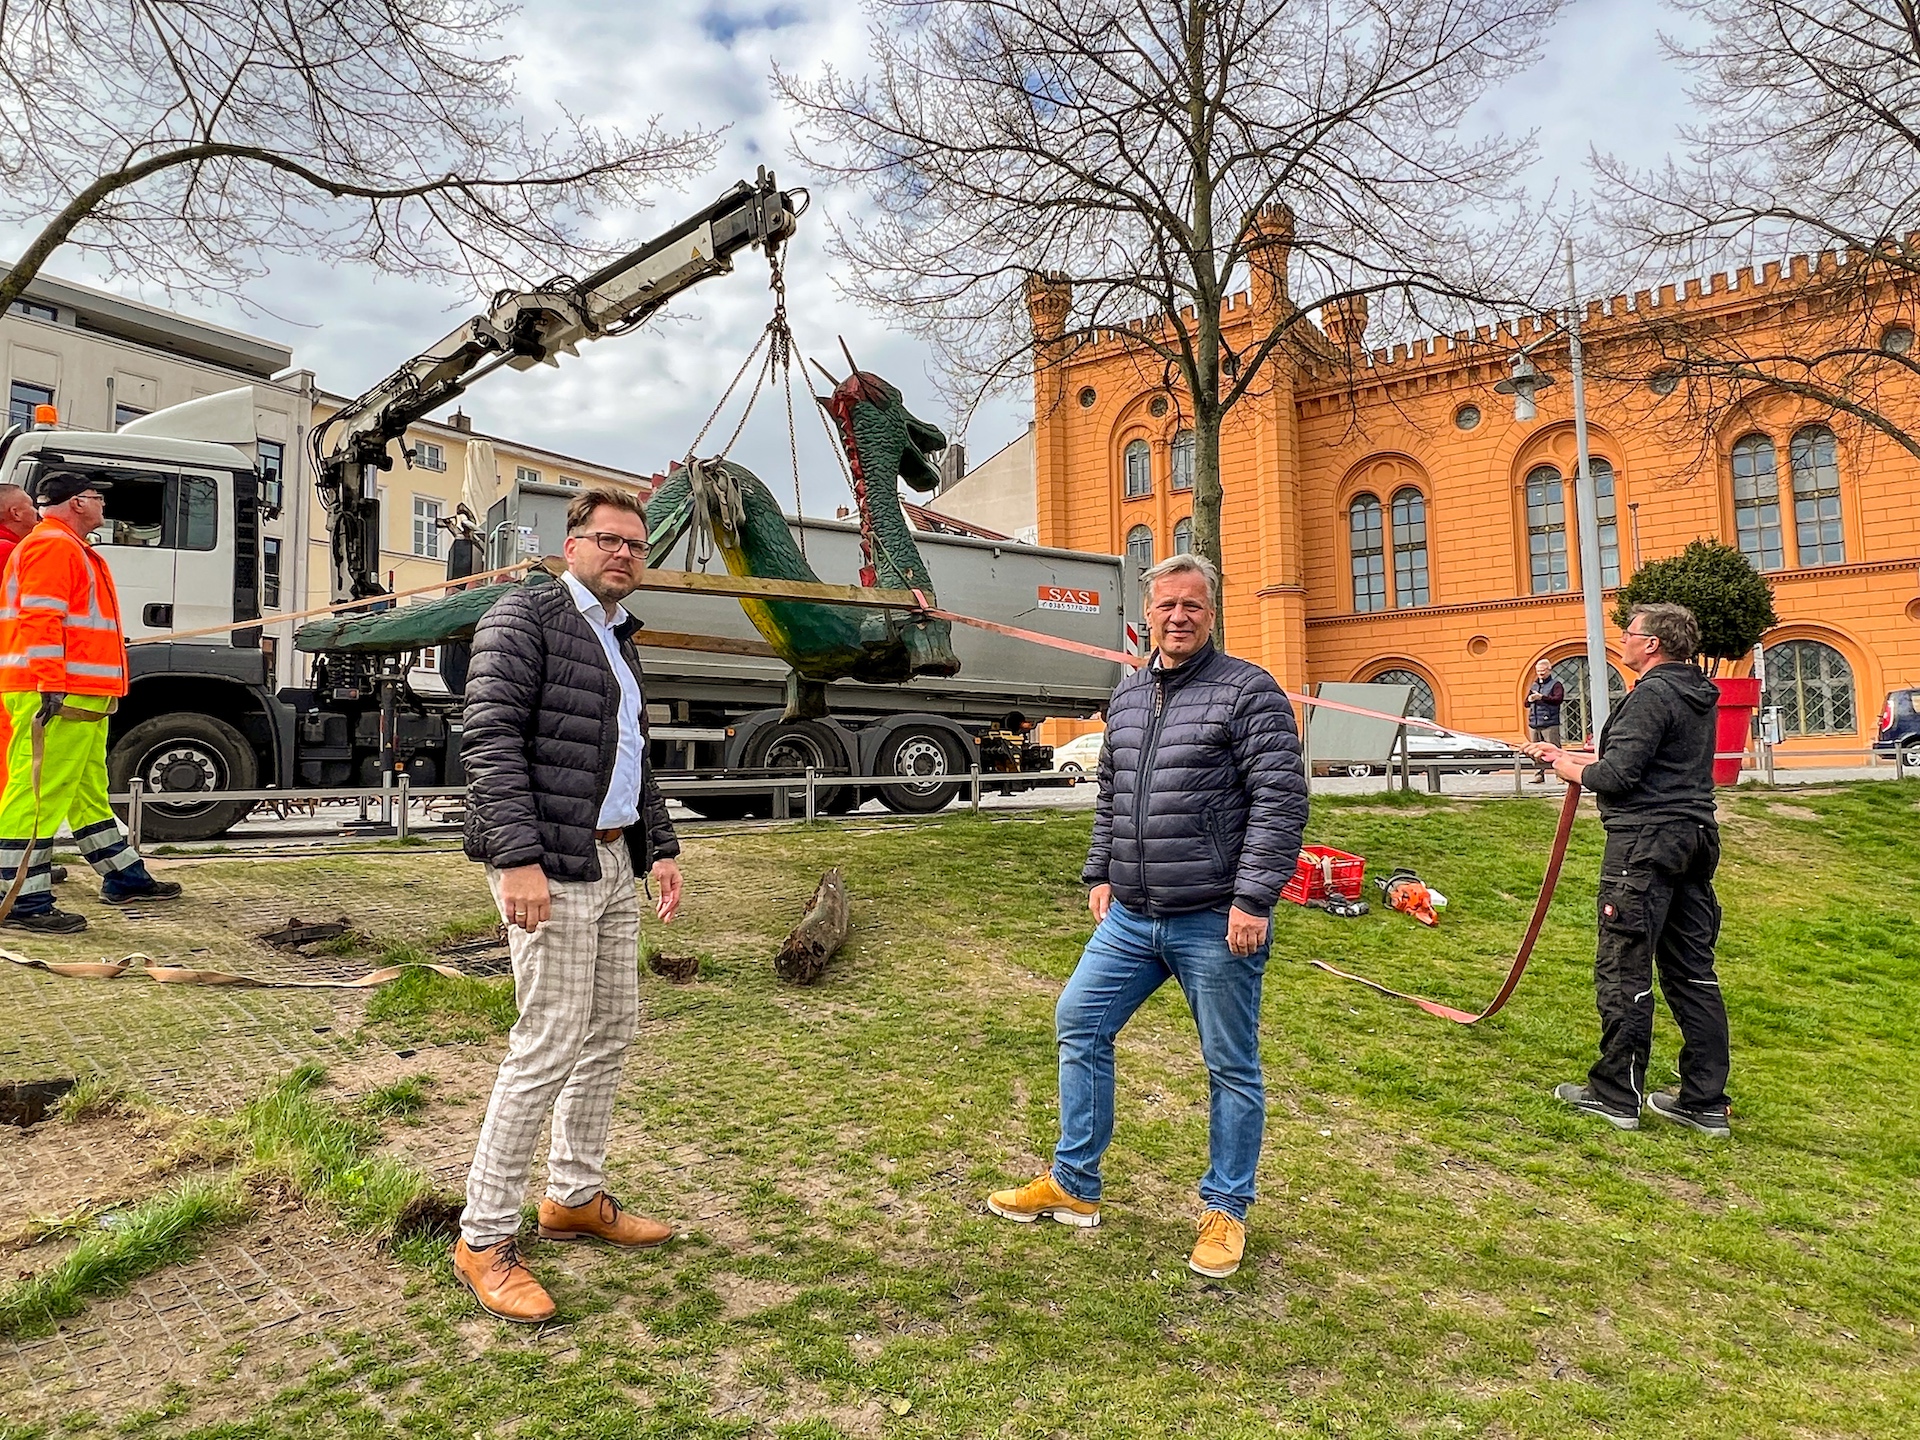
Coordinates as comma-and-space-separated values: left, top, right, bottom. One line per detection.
139, 744, 227, 815
894, 737, 948, 793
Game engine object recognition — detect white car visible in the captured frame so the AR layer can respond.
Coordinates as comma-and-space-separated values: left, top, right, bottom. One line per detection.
1051, 731, 1107, 778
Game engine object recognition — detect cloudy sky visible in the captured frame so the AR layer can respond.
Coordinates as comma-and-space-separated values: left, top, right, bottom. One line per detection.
9, 0, 1708, 514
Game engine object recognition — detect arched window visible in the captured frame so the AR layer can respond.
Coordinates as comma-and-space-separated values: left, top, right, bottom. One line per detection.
1789, 424, 1844, 566
1126, 524, 1154, 575
1390, 487, 1428, 607
1124, 438, 1152, 498
1764, 639, 1855, 736
1549, 655, 1628, 746
1731, 434, 1784, 571
1171, 430, 1195, 492
1349, 494, 1386, 612
1368, 667, 1436, 721
1591, 458, 1620, 587
1526, 465, 1570, 594
1173, 516, 1193, 554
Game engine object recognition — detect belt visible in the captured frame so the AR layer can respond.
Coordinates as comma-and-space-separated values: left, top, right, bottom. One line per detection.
594, 827, 626, 843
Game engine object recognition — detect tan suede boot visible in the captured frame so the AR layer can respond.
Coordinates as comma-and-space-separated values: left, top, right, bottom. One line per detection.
536, 1191, 674, 1248
985, 1172, 1101, 1227
1188, 1209, 1246, 1278
452, 1237, 556, 1324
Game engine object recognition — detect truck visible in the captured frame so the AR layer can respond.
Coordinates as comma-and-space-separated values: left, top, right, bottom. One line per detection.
0, 173, 1131, 840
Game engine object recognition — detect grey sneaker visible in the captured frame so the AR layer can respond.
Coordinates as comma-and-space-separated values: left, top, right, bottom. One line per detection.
1552, 1082, 1640, 1130
1646, 1091, 1731, 1138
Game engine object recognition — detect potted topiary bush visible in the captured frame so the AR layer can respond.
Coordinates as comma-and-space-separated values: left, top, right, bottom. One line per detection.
1611, 539, 1780, 783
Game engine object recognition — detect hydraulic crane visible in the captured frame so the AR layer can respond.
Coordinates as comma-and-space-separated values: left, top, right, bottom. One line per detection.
309, 169, 802, 602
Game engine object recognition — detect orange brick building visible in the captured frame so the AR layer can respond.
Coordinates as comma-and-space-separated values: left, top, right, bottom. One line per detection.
1029, 252, 1920, 756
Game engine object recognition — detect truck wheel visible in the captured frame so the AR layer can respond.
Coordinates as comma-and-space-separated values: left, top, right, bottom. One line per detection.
876, 726, 963, 814
746, 719, 849, 814
108, 714, 258, 842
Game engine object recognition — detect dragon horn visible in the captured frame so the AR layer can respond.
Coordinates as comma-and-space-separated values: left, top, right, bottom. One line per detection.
808, 356, 841, 386
838, 336, 860, 378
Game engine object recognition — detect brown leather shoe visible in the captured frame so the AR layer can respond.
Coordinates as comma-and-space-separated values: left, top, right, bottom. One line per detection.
452, 1237, 556, 1324
536, 1191, 673, 1248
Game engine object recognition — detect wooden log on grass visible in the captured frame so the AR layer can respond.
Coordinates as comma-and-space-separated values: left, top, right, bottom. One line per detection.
775, 868, 849, 985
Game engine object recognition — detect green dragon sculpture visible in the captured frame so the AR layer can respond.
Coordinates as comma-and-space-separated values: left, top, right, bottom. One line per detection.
645, 367, 959, 717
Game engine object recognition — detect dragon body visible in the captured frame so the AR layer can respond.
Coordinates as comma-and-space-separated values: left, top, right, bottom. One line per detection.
645, 369, 958, 708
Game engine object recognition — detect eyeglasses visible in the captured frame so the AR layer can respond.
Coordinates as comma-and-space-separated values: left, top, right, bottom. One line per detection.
1622, 628, 1653, 641
578, 531, 647, 557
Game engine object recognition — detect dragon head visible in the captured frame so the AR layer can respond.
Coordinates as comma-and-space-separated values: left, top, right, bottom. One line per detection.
820, 369, 948, 494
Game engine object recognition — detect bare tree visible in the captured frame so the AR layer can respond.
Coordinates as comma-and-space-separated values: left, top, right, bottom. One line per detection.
1592, 0, 1920, 463
0, 0, 719, 314
779, 0, 1561, 631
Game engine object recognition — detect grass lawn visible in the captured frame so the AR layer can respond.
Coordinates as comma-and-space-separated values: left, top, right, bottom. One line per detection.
9, 783, 1920, 1437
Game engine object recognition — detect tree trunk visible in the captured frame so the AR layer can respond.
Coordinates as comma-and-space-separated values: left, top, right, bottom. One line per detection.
774, 868, 849, 985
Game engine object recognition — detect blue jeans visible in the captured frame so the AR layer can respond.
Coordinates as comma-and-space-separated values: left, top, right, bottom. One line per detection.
1051, 900, 1269, 1220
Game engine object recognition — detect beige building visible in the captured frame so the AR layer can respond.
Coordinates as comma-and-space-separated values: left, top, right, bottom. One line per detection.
927, 424, 1036, 541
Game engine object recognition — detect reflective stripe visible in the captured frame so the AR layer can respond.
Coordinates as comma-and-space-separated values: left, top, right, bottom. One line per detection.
19, 595, 67, 612
61, 614, 118, 631
23, 645, 63, 660
65, 660, 124, 678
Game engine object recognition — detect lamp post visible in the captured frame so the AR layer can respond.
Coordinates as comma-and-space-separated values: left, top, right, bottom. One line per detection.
1496, 240, 1612, 739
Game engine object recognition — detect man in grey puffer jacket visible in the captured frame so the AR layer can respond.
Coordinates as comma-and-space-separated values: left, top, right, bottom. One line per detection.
988, 554, 1307, 1278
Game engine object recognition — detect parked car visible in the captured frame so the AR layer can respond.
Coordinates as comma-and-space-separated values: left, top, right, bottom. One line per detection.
1313, 727, 1514, 777
1873, 688, 1920, 765
1051, 731, 1107, 779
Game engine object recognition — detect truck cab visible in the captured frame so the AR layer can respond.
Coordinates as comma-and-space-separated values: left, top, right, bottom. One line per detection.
0, 389, 287, 839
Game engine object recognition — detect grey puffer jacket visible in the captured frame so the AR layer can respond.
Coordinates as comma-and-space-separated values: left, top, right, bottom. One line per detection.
461, 579, 679, 883
1083, 641, 1309, 918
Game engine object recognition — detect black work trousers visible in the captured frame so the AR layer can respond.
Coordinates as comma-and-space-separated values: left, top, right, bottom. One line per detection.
1589, 820, 1731, 1114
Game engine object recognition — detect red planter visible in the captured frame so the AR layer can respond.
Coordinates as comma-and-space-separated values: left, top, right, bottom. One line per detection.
1711, 675, 1762, 785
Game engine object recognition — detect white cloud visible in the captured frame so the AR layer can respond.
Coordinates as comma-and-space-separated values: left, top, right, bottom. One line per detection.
3, 0, 1697, 515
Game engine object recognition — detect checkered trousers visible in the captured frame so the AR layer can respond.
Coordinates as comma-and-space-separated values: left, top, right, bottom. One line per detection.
459, 840, 642, 1248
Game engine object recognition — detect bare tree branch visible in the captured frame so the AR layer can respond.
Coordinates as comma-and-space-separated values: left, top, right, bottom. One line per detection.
0, 0, 721, 315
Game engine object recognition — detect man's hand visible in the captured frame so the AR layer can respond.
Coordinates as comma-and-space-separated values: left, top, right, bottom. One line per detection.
651, 858, 683, 922
35, 691, 64, 726
1227, 906, 1269, 956
499, 864, 551, 933
1089, 883, 1112, 923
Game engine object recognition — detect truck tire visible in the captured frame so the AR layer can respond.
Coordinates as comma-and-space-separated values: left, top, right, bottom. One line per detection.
108, 714, 258, 842
876, 725, 964, 814
746, 719, 850, 815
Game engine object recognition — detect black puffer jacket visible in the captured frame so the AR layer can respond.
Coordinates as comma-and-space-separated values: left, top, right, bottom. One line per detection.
1581, 660, 1720, 832
461, 578, 679, 882
1083, 641, 1308, 918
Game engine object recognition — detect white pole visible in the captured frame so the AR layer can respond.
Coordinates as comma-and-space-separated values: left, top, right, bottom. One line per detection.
1565, 240, 1611, 738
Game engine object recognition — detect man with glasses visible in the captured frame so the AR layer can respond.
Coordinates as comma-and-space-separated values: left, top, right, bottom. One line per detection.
1523, 603, 1733, 1138
453, 486, 684, 1323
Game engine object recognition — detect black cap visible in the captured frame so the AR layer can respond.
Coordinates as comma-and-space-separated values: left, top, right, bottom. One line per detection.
33, 470, 113, 506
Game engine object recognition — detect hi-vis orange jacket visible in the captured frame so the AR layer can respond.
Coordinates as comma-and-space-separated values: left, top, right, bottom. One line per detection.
0, 519, 127, 696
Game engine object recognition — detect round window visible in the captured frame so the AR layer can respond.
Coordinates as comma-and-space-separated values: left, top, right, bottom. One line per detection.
1078, 386, 1097, 408
1149, 395, 1169, 418
1648, 370, 1680, 396
1881, 325, 1915, 356
1454, 404, 1481, 431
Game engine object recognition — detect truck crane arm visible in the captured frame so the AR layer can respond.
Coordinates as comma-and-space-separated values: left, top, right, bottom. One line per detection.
310, 168, 802, 602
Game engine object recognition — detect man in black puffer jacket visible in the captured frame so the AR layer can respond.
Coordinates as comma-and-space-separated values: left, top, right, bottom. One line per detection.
452, 487, 683, 1325
1525, 602, 1733, 1139
988, 553, 1307, 1279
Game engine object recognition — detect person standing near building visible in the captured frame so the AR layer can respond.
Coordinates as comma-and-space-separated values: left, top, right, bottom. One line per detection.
1522, 603, 1732, 1137
0, 484, 38, 570
985, 553, 1309, 1279
0, 471, 182, 933
453, 486, 684, 1325
1525, 660, 1566, 783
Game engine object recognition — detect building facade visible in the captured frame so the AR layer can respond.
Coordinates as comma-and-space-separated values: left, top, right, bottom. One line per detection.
1030, 251, 1920, 756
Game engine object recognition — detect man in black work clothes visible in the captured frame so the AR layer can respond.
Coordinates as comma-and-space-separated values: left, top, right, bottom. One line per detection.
1522, 603, 1732, 1137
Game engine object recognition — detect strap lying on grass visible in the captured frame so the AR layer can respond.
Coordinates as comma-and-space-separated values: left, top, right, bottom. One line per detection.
2, 948, 474, 988
1308, 781, 1584, 1024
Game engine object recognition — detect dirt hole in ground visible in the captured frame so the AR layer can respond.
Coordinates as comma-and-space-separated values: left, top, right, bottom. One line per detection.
1, 1078, 76, 1128
390, 1190, 465, 1244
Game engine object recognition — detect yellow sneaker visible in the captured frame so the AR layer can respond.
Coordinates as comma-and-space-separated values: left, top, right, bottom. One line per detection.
1188, 1209, 1246, 1278
986, 1172, 1100, 1228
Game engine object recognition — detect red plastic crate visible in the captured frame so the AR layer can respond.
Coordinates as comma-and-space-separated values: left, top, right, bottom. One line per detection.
1281, 845, 1366, 905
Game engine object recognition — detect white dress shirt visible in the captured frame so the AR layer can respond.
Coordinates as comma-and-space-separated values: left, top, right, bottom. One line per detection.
561, 570, 643, 830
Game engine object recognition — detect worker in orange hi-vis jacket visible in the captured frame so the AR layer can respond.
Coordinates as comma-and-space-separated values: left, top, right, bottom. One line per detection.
0, 469, 183, 935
